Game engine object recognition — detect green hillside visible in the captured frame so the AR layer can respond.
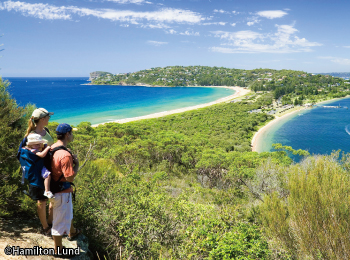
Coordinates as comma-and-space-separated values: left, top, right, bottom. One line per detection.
3, 71, 350, 259
91, 66, 305, 87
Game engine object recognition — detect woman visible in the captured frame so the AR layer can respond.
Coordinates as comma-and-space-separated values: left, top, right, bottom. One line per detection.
25, 108, 54, 145
24, 108, 54, 236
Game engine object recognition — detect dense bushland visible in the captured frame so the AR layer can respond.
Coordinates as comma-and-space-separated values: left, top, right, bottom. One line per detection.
3, 74, 350, 259
0, 79, 32, 216
64, 97, 294, 258
74, 160, 272, 259
258, 153, 350, 259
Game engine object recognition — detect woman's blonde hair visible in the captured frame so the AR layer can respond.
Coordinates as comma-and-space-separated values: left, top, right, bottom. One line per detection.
25, 117, 40, 137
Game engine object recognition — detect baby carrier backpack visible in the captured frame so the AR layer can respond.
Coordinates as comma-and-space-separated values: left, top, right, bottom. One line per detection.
19, 149, 45, 189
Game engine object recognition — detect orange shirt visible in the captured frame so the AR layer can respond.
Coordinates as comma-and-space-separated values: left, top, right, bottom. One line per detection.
51, 143, 75, 193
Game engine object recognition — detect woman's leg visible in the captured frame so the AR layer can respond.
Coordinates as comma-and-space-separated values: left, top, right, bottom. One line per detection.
37, 200, 49, 229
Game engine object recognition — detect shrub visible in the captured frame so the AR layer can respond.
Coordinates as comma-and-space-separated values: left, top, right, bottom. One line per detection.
260, 154, 350, 259
0, 78, 32, 216
185, 219, 270, 259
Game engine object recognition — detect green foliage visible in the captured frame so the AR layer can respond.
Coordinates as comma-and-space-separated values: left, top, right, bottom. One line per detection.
74, 160, 271, 259
272, 143, 310, 156
92, 66, 304, 88
0, 78, 32, 216
58, 90, 295, 258
185, 219, 270, 259
196, 149, 291, 189
5, 71, 349, 259
259, 153, 350, 259
70, 101, 274, 176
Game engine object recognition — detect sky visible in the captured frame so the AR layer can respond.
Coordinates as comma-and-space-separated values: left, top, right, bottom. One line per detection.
0, 0, 349, 76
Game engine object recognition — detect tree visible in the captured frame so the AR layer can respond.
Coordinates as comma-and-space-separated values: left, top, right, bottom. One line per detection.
0, 78, 32, 216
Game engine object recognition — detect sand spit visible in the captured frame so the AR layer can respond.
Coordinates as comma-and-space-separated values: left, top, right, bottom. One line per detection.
92, 86, 250, 127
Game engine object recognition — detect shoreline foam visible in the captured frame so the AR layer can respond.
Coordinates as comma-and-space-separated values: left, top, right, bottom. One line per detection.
251, 95, 350, 152
92, 86, 250, 127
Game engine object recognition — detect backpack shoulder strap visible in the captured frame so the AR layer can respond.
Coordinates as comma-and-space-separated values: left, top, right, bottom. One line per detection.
50, 146, 73, 182
51, 146, 72, 156
44, 127, 50, 134
17, 137, 28, 161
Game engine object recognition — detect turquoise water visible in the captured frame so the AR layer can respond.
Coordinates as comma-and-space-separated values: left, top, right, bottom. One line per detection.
5, 77, 235, 125
257, 97, 350, 157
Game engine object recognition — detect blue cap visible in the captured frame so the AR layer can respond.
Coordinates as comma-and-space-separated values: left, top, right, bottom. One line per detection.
56, 123, 72, 135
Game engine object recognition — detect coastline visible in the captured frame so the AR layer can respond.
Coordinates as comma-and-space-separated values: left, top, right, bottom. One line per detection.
251, 106, 307, 152
92, 86, 250, 127
251, 95, 350, 152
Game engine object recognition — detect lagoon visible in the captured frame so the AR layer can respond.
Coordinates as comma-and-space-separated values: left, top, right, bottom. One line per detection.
256, 97, 350, 156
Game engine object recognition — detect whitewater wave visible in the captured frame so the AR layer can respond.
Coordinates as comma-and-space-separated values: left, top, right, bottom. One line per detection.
345, 125, 350, 135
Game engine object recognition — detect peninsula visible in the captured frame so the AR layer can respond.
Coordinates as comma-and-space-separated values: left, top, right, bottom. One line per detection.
90, 66, 350, 148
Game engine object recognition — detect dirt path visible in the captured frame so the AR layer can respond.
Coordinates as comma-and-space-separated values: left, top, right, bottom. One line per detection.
0, 217, 91, 259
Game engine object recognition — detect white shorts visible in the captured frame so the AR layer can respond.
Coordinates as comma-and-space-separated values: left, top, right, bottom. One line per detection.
51, 193, 73, 236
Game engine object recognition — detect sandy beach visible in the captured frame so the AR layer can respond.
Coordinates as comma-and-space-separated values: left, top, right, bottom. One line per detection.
92, 86, 250, 127
251, 107, 307, 152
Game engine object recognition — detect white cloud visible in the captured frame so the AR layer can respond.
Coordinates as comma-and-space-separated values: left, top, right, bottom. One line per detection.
179, 30, 200, 36
232, 11, 239, 15
106, 0, 152, 4
75, 7, 204, 24
0, 1, 71, 20
166, 29, 177, 34
247, 16, 260, 26
165, 29, 199, 36
213, 30, 261, 41
344, 46, 350, 48
141, 23, 169, 29
0, 1, 204, 25
257, 10, 288, 19
230, 23, 236, 27
147, 40, 168, 46
202, 22, 226, 26
319, 56, 350, 65
211, 24, 322, 53
213, 9, 228, 14
210, 47, 238, 54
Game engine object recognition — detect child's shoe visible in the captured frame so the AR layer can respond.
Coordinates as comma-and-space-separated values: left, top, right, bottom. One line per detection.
44, 191, 55, 199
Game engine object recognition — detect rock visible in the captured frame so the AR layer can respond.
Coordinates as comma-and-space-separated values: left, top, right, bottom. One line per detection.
0, 217, 93, 260
63, 234, 93, 260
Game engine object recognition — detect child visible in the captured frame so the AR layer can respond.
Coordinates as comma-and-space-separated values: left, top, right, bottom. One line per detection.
24, 133, 55, 199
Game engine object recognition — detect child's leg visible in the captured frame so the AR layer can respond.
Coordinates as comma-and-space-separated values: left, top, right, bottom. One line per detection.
44, 175, 51, 192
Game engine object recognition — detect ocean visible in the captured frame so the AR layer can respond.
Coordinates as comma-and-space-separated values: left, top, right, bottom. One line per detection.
5, 77, 235, 126
258, 97, 350, 157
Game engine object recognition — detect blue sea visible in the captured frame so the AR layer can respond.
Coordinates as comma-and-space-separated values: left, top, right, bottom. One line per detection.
5, 77, 235, 126
257, 97, 350, 157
